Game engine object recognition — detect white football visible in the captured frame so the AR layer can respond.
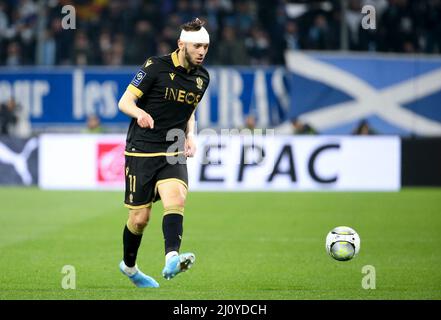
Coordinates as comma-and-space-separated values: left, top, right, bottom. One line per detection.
326, 226, 360, 261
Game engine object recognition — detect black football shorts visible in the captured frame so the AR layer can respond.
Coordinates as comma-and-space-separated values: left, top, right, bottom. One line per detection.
124, 153, 188, 209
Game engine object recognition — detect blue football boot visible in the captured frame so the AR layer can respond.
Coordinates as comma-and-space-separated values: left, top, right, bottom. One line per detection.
162, 252, 195, 280
119, 261, 159, 288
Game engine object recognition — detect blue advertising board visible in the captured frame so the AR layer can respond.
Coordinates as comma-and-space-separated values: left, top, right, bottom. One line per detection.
0, 66, 291, 129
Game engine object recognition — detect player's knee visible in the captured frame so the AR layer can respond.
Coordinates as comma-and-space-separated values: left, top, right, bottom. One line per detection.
134, 216, 149, 230
128, 217, 148, 234
157, 182, 187, 211
172, 195, 186, 208
127, 219, 145, 235
163, 187, 187, 208
128, 208, 150, 234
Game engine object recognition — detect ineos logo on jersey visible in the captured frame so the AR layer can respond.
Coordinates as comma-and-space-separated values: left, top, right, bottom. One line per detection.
131, 70, 146, 87
164, 87, 201, 107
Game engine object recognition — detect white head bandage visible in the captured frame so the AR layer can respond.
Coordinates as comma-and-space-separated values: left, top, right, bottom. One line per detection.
179, 27, 210, 44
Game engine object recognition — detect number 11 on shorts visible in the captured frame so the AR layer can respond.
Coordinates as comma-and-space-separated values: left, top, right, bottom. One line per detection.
128, 174, 136, 193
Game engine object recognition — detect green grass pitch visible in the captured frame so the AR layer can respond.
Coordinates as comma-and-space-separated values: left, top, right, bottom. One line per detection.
0, 187, 440, 300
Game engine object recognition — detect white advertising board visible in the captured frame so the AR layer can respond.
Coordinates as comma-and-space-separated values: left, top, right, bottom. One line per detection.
39, 134, 400, 191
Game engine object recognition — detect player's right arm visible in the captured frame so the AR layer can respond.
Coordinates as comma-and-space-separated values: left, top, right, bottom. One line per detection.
118, 57, 158, 129
118, 90, 154, 129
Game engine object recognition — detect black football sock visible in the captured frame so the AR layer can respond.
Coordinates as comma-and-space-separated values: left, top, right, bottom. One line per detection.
162, 213, 183, 255
123, 224, 143, 267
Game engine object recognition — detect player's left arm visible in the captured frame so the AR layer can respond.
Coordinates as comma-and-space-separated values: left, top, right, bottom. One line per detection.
184, 111, 196, 157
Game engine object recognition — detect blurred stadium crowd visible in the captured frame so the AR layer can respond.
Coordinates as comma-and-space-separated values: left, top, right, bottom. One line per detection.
1, 0, 440, 67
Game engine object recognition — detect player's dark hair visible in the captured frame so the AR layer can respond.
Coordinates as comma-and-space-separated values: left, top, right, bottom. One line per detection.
181, 18, 205, 31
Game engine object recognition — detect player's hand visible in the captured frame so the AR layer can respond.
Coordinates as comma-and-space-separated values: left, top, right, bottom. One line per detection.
136, 110, 154, 129
184, 135, 197, 157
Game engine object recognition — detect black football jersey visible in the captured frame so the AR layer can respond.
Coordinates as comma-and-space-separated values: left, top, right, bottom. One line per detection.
124, 49, 210, 154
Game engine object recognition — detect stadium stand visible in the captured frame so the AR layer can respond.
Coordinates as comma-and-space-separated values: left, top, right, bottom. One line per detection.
1, 0, 440, 66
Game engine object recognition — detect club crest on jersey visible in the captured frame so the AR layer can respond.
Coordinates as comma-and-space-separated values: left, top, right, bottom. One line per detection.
131, 70, 146, 87
196, 77, 203, 90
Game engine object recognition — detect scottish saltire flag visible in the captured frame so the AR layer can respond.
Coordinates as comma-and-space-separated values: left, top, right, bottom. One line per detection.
285, 52, 441, 136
